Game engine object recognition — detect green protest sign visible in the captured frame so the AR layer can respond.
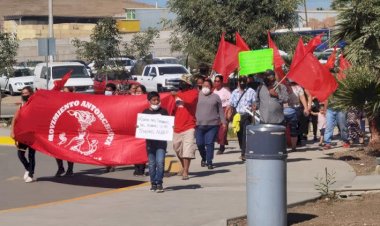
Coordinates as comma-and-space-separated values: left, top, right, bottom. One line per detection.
239, 49, 274, 75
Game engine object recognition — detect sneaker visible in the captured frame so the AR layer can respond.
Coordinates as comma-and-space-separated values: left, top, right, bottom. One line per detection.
25, 176, 34, 183
323, 144, 332, 150
207, 164, 214, 170
150, 184, 157, 192
156, 184, 164, 193
201, 161, 206, 167
23, 171, 29, 180
342, 143, 351, 148
55, 168, 65, 177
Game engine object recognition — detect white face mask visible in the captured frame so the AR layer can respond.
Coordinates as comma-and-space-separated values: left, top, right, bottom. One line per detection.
201, 87, 211, 95
104, 91, 113, 96
150, 104, 160, 110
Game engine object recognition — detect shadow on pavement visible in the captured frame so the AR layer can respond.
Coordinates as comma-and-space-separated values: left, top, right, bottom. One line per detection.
287, 212, 318, 225
165, 184, 202, 191
73, 166, 135, 175
220, 150, 241, 155
190, 169, 230, 178
37, 174, 146, 189
214, 161, 244, 168
287, 158, 311, 163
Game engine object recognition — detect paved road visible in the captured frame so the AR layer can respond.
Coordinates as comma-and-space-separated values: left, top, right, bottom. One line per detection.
0, 145, 149, 211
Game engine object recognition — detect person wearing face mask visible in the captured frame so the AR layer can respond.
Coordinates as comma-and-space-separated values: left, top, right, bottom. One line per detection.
229, 76, 256, 161
195, 79, 226, 169
11, 86, 36, 183
213, 75, 231, 155
104, 83, 117, 96
142, 91, 169, 192
55, 86, 75, 177
171, 74, 198, 180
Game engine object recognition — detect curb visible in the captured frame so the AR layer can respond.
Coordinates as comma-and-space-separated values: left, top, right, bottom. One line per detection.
0, 136, 14, 146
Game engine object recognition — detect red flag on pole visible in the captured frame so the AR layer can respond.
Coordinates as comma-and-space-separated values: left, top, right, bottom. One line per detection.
235, 32, 250, 51
267, 31, 286, 81
305, 34, 322, 53
287, 52, 338, 101
14, 91, 176, 166
337, 54, 351, 80
52, 70, 73, 91
325, 47, 337, 70
290, 37, 306, 71
212, 32, 240, 83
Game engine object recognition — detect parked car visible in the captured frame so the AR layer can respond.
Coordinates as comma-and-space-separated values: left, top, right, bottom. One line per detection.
33, 62, 94, 93
133, 64, 189, 92
107, 57, 135, 72
93, 70, 140, 94
0, 68, 34, 95
15, 61, 44, 71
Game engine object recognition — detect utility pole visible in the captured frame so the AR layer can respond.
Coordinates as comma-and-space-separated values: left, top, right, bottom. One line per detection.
48, 0, 54, 63
303, 0, 309, 27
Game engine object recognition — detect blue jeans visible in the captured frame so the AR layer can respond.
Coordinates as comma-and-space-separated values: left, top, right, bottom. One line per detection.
196, 125, 219, 165
284, 107, 299, 137
324, 109, 348, 144
148, 148, 165, 185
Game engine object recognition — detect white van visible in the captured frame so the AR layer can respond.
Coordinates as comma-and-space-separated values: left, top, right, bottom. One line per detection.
34, 62, 94, 93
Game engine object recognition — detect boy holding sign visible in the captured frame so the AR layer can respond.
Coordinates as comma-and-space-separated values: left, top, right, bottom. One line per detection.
142, 92, 169, 193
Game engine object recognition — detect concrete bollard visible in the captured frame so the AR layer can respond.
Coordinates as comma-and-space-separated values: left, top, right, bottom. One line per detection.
245, 124, 287, 226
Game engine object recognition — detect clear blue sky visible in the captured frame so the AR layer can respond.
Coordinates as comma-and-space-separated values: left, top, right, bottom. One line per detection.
136, 0, 332, 9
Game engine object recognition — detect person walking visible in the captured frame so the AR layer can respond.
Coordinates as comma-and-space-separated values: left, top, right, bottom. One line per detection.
143, 91, 169, 193
311, 104, 327, 146
172, 74, 198, 180
213, 75, 231, 155
347, 106, 364, 144
11, 86, 36, 183
55, 86, 75, 177
229, 76, 256, 160
323, 96, 350, 149
254, 70, 288, 124
134, 84, 148, 176
196, 79, 227, 169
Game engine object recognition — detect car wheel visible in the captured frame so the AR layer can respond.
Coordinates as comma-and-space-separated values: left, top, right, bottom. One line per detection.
9, 85, 15, 96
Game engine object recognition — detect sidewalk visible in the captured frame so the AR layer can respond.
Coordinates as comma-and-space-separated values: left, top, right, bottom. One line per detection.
0, 135, 361, 226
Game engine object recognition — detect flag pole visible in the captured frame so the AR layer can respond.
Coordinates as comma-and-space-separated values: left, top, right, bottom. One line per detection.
273, 74, 288, 90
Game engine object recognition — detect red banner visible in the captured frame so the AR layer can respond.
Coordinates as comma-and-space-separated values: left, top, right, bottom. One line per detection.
14, 90, 175, 166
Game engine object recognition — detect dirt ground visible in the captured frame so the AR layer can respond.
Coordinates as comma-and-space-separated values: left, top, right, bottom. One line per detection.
333, 147, 380, 176
228, 192, 380, 226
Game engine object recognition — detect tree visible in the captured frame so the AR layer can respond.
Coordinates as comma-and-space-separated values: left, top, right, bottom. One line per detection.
331, 0, 351, 10
332, 0, 380, 146
0, 31, 18, 75
124, 28, 160, 59
72, 18, 121, 69
167, 0, 301, 63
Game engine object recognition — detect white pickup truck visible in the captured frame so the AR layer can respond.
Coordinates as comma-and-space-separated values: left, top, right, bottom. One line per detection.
133, 64, 189, 92
33, 62, 94, 93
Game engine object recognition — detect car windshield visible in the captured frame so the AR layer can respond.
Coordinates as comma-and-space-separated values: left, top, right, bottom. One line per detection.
52, 66, 89, 79
158, 66, 188, 75
13, 69, 32, 77
163, 59, 179, 64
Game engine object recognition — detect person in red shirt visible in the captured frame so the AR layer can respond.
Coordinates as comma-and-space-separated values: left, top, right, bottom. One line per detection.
172, 74, 198, 180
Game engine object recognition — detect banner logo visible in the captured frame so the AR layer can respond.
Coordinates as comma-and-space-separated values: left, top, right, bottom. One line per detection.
48, 100, 115, 156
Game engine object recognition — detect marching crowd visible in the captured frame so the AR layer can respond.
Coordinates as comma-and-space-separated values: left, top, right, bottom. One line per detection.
10, 69, 366, 193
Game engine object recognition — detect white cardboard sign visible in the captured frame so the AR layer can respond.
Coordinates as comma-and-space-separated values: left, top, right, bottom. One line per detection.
135, 113, 175, 141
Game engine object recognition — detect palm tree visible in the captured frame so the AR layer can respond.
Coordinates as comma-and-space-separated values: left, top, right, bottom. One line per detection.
332, 0, 380, 145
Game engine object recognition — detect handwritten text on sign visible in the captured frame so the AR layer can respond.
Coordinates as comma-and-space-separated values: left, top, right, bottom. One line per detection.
135, 113, 175, 141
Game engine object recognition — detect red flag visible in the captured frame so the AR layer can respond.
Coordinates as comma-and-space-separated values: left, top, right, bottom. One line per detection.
305, 34, 322, 53
287, 52, 338, 101
14, 91, 176, 166
325, 47, 337, 70
235, 32, 250, 51
212, 32, 240, 83
290, 37, 306, 71
52, 70, 73, 91
267, 31, 286, 81
337, 54, 351, 80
